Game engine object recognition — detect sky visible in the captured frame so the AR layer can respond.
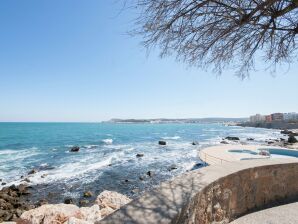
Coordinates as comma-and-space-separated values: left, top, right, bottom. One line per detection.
0, 0, 297, 122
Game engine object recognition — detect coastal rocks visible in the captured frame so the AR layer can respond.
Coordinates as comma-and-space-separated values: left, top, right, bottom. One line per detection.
146, 171, 154, 177
168, 164, 178, 171
0, 185, 34, 222
19, 191, 131, 224
136, 153, 144, 158
220, 140, 229, 144
192, 141, 199, 145
288, 135, 298, 143
225, 136, 240, 141
20, 204, 81, 224
94, 190, 131, 218
158, 140, 166, 145
28, 169, 37, 175
281, 129, 298, 136
64, 198, 74, 204
83, 191, 93, 198
70, 146, 80, 152
246, 138, 254, 141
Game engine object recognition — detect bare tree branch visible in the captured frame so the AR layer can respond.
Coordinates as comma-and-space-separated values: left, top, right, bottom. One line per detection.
130, 0, 298, 78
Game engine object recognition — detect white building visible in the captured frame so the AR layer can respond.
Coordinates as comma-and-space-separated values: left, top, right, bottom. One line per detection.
284, 112, 298, 121
249, 114, 266, 123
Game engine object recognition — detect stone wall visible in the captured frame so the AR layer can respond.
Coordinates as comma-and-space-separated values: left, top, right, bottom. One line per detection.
101, 159, 298, 224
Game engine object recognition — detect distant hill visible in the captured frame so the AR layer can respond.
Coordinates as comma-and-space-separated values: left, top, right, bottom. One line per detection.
106, 118, 248, 124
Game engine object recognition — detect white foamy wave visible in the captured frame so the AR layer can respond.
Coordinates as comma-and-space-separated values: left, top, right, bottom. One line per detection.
162, 136, 181, 140
102, 139, 113, 144
84, 145, 98, 149
0, 149, 18, 155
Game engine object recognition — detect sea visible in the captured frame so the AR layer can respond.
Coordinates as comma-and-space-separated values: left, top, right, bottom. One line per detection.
0, 122, 284, 204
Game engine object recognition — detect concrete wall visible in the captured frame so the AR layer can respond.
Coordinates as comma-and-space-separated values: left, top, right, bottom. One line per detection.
100, 159, 298, 224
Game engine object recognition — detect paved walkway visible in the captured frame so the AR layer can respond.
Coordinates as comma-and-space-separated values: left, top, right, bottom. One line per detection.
231, 202, 298, 224
199, 144, 297, 165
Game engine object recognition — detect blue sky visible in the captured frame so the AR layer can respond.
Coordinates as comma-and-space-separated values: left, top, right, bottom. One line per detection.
0, 0, 297, 122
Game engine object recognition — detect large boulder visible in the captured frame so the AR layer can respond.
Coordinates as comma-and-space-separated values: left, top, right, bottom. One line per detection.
94, 191, 131, 218
19, 191, 131, 224
70, 146, 80, 152
158, 140, 166, 145
20, 204, 81, 224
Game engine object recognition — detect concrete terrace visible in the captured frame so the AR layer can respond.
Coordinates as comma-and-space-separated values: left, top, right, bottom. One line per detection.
101, 159, 298, 224
198, 144, 297, 165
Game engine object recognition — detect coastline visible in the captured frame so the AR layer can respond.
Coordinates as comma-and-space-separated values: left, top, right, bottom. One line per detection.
1, 123, 297, 222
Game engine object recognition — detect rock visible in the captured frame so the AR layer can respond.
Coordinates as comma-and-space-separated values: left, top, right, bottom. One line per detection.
41, 174, 47, 178
94, 191, 131, 218
146, 171, 154, 177
288, 135, 298, 143
168, 164, 178, 171
281, 129, 291, 135
64, 198, 74, 204
192, 141, 199, 145
78, 205, 101, 223
158, 140, 166, 145
83, 191, 93, 198
28, 169, 37, 175
225, 136, 240, 141
2, 182, 6, 185
191, 162, 204, 170
220, 141, 229, 144
139, 176, 145, 181
70, 146, 80, 152
79, 200, 89, 207
23, 178, 30, 183
246, 138, 254, 141
136, 153, 144, 158
36, 199, 48, 207
20, 204, 80, 224
131, 189, 139, 194
66, 217, 92, 224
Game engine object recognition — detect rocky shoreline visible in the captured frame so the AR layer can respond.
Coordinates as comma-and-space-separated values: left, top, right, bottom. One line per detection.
1, 132, 297, 223
0, 189, 131, 224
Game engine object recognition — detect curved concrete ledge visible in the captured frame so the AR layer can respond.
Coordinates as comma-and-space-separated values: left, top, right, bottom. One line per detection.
100, 159, 298, 224
199, 145, 293, 165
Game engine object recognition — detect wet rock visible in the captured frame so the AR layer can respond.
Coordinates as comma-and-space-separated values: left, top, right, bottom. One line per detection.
36, 199, 48, 207
246, 138, 254, 141
158, 140, 166, 145
28, 169, 37, 175
83, 191, 93, 198
288, 135, 298, 143
40, 174, 47, 178
131, 189, 139, 194
225, 136, 240, 141
191, 162, 204, 170
139, 176, 145, 181
168, 164, 178, 171
192, 141, 199, 145
79, 200, 89, 207
136, 153, 144, 158
70, 146, 80, 152
2, 182, 7, 185
23, 178, 30, 183
64, 198, 74, 204
146, 171, 154, 177
220, 141, 229, 144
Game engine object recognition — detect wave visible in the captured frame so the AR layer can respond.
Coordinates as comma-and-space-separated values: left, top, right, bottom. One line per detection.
102, 139, 113, 144
162, 136, 181, 140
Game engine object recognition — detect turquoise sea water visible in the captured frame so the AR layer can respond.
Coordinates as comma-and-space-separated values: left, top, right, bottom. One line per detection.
0, 122, 283, 203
